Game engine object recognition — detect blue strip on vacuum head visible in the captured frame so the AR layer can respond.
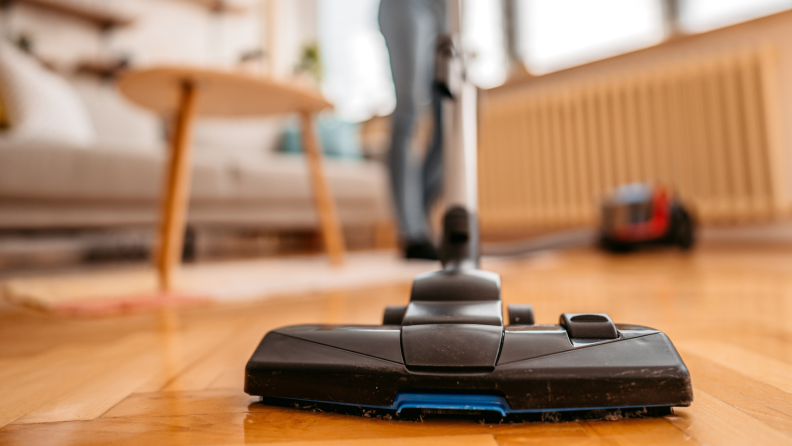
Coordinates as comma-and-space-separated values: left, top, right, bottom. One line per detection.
277, 392, 674, 416
393, 393, 509, 416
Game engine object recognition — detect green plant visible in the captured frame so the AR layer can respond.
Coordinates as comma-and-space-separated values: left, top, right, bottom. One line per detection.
294, 41, 323, 83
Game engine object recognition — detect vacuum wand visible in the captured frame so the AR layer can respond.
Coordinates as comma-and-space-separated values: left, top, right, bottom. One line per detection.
436, 0, 479, 269
244, 0, 693, 422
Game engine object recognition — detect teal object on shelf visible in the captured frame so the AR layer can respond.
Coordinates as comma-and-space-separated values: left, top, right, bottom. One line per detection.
282, 118, 362, 160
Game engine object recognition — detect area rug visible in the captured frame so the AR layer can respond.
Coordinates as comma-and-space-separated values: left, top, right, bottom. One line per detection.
0, 251, 437, 313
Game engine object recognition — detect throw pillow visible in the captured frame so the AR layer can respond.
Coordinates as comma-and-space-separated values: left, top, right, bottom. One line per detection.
0, 42, 95, 146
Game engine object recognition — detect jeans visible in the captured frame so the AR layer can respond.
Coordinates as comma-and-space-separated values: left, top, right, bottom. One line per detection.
379, 0, 446, 243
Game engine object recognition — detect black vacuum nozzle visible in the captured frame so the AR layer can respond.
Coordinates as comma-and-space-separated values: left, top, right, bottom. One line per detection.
244, 206, 693, 421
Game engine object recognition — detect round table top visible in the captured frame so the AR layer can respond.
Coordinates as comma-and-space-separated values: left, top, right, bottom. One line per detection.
117, 66, 332, 117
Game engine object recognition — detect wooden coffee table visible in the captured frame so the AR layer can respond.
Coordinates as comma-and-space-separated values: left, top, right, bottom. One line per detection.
117, 67, 346, 294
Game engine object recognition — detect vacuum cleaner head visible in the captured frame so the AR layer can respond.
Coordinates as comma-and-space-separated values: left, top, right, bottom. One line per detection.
245, 207, 693, 421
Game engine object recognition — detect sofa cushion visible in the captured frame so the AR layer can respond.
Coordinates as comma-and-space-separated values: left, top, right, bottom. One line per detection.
0, 43, 95, 146
0, 139, 163, 200
193, 116, 287, 155
281, 118, 362, 159
0, 140, 389, 228
70, 77, 164, 152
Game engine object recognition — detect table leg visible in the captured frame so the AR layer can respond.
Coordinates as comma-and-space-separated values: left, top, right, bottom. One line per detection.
157, 81, 199, 291
299, 111, 346, 266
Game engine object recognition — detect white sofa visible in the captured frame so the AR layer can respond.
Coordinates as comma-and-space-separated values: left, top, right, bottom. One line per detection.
0, 137, 391, 231
0, 46, 390, 235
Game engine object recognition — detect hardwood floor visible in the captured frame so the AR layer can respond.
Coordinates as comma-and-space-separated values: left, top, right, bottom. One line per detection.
1, 246, 792, 445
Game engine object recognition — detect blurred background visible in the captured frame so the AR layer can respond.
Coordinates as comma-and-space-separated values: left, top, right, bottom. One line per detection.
2, 3, 792, 440
0, 0, 791, 278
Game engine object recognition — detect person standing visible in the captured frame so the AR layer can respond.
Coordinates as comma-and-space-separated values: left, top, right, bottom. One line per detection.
379, 0, 446, 260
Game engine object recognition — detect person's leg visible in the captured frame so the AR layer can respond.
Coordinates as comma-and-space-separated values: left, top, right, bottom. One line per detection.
422, 85, 444, 217
379, 0, 438, 257
387, 113, 427, 243
420, 0, 446, 231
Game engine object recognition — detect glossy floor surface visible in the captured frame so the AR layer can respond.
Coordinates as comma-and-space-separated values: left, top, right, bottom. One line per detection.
1, 246, 792, 445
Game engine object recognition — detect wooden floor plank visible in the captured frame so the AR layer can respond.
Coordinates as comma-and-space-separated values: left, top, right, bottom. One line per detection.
0, 333, 155, 428
678, 340, 792, 393
679, 350, 792, 434
133, 311, 247, 393
0, 409, 596, 446
670, 389, 792, 445
206, 364, 246, 390
220, 434, 499, 446
13, 316, 243, 424
494, 435, 602, 446
102, 389, 263, 419
2, 246, 792, 444
159, 316, 269, 392
493, 423, 598, 446
579, 418, 698, 445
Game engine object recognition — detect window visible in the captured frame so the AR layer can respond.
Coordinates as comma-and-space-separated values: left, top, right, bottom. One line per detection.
317, 0, 395, 122
463, 0, 507, 88
681, 0, 792, 32
517, 0, 664, 74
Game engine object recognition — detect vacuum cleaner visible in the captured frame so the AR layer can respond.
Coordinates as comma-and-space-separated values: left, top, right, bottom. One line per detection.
245, 0, 692, 421
599, 183, 695, 253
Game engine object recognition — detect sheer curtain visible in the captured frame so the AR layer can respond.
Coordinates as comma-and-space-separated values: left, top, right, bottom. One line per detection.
317, 0, 508, 121
513, 0, 792, 75
681, 0, 792, 32
517, 0, 664, 74
317, 0, 394, 122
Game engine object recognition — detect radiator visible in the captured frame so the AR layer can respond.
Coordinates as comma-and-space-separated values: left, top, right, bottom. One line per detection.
478, 47, 782, 235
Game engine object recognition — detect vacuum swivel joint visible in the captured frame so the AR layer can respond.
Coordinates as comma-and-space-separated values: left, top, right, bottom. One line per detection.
440, 206, 480, 270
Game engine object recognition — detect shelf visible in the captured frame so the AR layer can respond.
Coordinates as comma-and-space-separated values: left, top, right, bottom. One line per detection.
75, 58, 130, 79
180, 0, 250, 14
14, 0, 134, 30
